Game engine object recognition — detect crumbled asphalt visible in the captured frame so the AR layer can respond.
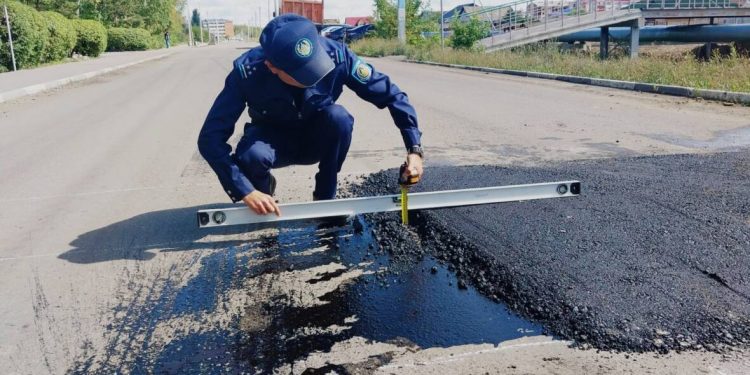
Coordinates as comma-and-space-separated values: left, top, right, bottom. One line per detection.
349, 151, 750, 353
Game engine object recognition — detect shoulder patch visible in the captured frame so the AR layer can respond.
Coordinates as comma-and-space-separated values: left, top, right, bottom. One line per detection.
337, 49, 345, 64
351, 59, 372, 84
234, 47, 265, 79
234, 60, 249, 79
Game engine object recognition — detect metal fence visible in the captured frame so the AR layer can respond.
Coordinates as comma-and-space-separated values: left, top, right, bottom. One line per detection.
443, 0, 747, 46
640, 0, 735, 9
448, 0, 640, 42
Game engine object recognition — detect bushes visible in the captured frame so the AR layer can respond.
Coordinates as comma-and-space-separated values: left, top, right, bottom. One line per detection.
147, 35, 161, 50
0, 1, 168, 71
450, 17, 489, 50
0, 2, 108, 69
0, 1, 47, 69
106, 27, 151, 51
40, 11, 76, 62
73, 19, 107, 57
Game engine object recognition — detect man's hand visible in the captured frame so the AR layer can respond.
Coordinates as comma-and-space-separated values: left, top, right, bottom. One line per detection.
242, 191, 282, 216
405, 153, 424, 182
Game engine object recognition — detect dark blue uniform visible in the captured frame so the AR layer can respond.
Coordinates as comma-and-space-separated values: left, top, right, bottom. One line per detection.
198, 38, 421, 202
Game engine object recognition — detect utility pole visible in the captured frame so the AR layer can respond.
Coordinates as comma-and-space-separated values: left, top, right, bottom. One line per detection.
185, 0, 192, 46
187, 21, 193, 46
198, 6, 204, 43
398, 0, 406, 43
3, 2, 16, 71
440, 0, 444, 48
186, 10, 193, 45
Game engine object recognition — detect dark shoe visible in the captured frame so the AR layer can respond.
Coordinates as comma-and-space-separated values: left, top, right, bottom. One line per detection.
269, 174, 276, 196
312, 194, 348, 227
312, 193, 334, 201
317, 215, 349, 229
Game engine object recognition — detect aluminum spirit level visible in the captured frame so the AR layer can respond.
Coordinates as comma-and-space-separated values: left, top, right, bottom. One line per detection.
197, 181, 581, 228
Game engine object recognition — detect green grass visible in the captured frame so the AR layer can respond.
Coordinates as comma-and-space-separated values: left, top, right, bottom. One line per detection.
350, 38, 750, 93
349, 38, 409, 57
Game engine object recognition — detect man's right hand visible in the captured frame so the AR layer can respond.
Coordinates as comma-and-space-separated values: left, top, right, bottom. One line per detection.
242, 191, 282, 216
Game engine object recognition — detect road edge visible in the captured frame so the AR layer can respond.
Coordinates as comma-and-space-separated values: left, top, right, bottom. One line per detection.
406, 60, 750, 105
0, 52, 174, 104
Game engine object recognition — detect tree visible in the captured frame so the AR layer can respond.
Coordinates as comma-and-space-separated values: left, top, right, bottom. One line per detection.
79, 0, 100, 20
20, 0, 189, 45
450, 16, 489, 50
372, 0, 436, 45
21, 0, 79, 17
191, 9, 200, 26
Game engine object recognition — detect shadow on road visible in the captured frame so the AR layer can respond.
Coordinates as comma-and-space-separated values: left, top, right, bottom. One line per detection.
58, 203, 275, 264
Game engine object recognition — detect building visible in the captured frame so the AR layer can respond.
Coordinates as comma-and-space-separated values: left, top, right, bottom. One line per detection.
442, 3, 479, 22
202, 19, 234, 40
224, 20, 235, 37
281, 0, 324, 23
344, 17, 373, 26
443, 3, 510, 30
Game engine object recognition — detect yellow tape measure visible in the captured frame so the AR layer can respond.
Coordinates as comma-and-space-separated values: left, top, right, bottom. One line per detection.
400, 186, 409, 225
398, 162, 419, 226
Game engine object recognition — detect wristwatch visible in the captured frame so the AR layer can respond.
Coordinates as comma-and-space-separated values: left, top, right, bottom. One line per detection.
408, 145, 424, 158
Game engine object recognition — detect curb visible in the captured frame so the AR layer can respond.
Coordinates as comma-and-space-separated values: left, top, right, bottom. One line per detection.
407, 60, 750, 105
0, 52, 173, 104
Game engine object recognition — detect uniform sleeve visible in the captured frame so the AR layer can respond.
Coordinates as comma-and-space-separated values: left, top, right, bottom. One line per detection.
343, 47, 422, 149
197, 67, 254, 202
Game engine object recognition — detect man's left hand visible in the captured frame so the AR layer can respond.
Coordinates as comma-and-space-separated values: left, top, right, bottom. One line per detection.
406, 153, 424, 182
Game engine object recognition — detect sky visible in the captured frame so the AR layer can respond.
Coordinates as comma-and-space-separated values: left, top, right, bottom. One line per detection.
188, 0, 504, 25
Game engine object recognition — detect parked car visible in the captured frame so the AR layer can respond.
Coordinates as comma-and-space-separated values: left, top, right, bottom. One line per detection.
320, 25, 351, 42
345, 24, 375, 42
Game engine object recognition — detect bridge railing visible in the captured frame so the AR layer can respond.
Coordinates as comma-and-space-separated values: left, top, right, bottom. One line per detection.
451, 0, 745, 47
638, 0, 737, 9
454, 0, 640, 41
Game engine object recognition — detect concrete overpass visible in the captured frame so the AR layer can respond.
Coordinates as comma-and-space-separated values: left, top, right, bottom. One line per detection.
453, 0, 750, 58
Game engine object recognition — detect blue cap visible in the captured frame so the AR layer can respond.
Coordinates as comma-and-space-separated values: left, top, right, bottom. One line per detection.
260, 14, 335, 87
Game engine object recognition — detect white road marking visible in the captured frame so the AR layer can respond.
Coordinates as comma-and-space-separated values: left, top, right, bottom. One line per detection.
0, 239, 222, 262
0, 183, 215, 203
378, 340, 563, 369
0, 253, 65, 262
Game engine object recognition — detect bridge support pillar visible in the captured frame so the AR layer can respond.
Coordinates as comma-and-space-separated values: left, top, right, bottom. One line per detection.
629, 20, 640, 59
600, 26, 609, 60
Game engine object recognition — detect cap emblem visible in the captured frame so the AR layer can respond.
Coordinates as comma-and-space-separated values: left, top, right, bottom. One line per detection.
295, 38, 313, 58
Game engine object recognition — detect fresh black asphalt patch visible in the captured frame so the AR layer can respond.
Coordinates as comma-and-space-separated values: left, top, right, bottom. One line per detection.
352, 150, 750, 353
69, 216, 542, 373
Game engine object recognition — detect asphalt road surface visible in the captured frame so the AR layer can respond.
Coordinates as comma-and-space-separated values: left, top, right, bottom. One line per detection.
2, 43, 750, 374
354, 152, 750, 352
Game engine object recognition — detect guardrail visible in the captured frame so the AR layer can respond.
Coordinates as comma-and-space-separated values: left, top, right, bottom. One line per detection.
444, 0, 748, 50
446, 0, 745, 38
468, 0, 639, 45
638, 0, 735, 9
